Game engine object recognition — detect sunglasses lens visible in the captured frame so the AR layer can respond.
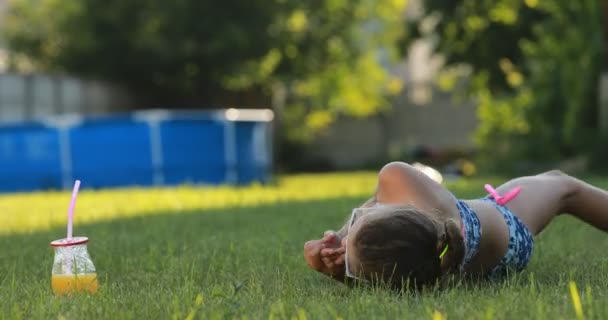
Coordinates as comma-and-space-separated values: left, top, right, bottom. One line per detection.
345, 209, 359, 279
349, 209, 359, 227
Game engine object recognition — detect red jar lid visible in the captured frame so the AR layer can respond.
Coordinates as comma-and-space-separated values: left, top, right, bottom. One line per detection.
50, 237, 89, 247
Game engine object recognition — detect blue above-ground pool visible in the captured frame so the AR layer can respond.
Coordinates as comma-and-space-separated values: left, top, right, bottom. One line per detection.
0, 109, 273, 192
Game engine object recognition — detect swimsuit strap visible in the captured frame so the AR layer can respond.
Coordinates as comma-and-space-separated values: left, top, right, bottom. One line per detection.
454, 199, 482, 270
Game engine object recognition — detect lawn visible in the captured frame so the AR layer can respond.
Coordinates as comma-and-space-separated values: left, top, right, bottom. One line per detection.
1, 172, 607, 319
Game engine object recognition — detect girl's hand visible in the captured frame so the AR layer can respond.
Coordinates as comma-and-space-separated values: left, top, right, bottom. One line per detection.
304, 231, 346, 277
320, 246, 345, 273
320, 231, 346, 274
304, 239, 328, 272
321, 230, 342, 248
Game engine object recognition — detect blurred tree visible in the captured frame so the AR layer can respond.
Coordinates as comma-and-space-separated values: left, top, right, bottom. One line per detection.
415, 0, 603, 170
3, 0, 407, 141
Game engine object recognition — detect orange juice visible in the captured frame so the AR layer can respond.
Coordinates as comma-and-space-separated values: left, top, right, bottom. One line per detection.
51, 273, 98, 295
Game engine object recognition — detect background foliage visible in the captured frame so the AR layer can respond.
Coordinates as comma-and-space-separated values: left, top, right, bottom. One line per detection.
3, 0, 606, 170
3, 0, 407, 141
415, 0, 604, 171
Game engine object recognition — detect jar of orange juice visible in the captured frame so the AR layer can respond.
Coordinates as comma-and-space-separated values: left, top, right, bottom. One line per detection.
50, 237, 98, 295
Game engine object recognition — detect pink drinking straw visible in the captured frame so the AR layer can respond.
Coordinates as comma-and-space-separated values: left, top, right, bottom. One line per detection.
66, 180, 81, 241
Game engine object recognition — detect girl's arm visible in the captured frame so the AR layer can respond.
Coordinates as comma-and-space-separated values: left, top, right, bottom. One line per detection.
375, 162, 455, 216
336, 161, 453, 239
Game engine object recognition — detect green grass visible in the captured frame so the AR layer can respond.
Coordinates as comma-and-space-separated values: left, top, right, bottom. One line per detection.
1, 172, 608, 319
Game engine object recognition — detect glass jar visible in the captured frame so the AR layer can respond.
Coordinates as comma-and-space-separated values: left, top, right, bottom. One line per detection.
50, 237, 98, 295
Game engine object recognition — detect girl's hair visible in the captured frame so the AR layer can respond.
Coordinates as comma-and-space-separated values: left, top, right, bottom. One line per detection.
350, 205, 465, 291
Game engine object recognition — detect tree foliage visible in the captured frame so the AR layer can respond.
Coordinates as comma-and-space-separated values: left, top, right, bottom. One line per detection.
416, 0, 603, 169
3, 0, 407, 140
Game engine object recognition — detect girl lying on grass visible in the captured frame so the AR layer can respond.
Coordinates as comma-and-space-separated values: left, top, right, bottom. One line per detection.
304, 162, 608, 290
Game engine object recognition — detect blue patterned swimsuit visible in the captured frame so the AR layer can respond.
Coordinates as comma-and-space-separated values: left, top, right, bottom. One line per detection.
482, 197, 535, 277
455, 199, 482, 270
454, 189, 535, 277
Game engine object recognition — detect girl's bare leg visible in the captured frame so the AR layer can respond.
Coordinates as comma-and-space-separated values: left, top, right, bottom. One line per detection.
494, 170, 608, 235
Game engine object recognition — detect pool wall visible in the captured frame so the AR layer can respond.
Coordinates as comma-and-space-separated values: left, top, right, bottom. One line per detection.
0, 109, 273, 192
